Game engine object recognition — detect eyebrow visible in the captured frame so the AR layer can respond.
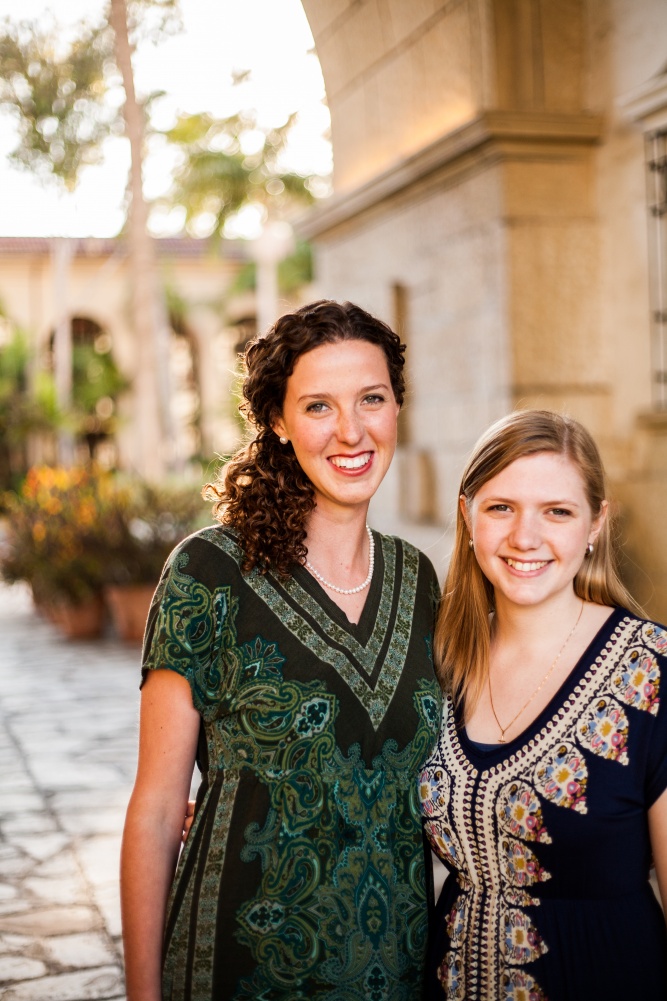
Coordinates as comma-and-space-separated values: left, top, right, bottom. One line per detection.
484, 495, 582, 508
296, 383, 390, 403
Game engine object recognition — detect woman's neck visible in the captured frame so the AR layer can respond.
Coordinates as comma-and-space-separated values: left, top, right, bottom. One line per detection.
491, 589, 584, 653
304, 507, 371, 583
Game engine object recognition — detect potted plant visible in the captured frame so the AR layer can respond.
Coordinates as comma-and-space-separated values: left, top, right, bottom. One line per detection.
1, 466, 111, 638
100, 480, 206, 643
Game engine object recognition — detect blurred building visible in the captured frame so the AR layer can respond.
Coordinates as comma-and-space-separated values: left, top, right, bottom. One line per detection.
0, 236, 253, 474
301, 0, 667, 618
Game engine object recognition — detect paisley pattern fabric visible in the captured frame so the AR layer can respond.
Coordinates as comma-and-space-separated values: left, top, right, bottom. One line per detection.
420, 609, 667, 1001
142, 526, 441, 1001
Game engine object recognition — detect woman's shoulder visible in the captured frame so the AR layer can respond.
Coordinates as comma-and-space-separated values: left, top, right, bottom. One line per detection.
613, 608, 667, 654
374, 530, 437, 571
163, 524, 247, 582
374, 531, 441, 600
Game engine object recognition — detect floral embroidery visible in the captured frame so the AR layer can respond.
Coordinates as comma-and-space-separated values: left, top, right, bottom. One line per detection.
642, 621, 667, 655
533, 741, 587, 813
437, 951, 465, 1000
611, 646, 660, 715
496, 782, 552, 843
503, 909, 547, 965
423, 819, 464, 871
577, 697, 629, 763
501, 968, 548, 1000
419, 765, 450, 819
499, 838, 550, 892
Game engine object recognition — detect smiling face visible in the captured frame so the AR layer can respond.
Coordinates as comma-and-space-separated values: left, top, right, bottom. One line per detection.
272, 339, 400, 518
463, 451, 607, 613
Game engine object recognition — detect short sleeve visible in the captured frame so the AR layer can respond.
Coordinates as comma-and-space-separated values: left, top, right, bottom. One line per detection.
141, 539, 227, 719
642, 621, 667, 806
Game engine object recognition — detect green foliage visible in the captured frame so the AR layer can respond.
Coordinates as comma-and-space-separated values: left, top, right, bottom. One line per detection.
0, 0, 181, 191
224, 240, 314, 298
71, 340, 129, 444
0, 328, 63, 495
0, 465, 206, 603
1, 466, 115, 603
163, 110, 314, 238
99, 478, 207, 585
0, 16, 117, 189
278, 240, 313, 294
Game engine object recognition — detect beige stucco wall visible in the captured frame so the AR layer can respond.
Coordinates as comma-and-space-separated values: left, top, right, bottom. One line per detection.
0, 242, 244, 472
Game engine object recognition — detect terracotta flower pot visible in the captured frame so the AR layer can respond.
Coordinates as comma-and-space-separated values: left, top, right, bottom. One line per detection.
52, 595, 106, 640
105, 583, 155, 644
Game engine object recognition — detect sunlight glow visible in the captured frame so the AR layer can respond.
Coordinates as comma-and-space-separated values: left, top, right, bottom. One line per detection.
0, 0, 331, 237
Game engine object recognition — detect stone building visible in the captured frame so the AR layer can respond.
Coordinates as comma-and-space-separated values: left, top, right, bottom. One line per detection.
0, 236, 252, 474
300, 0, 667, 618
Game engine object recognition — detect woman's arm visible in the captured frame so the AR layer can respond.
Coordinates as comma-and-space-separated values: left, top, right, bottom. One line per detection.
121, 670, 200, 1001
649, 785, 667, 911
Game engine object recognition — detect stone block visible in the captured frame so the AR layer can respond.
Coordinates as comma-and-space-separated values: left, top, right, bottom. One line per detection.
1, 814, 59, 837
541, 0, 584, 111
0, 956, 47, 983
11, 835, 70, 863
1, 965, 124, 1001
23, 877, 88, 907
0, 907, 102, 937
507, 219, 603, 382
503, 157, 593, 220
41, 932, 116, 970
384, 0, 445, 45
0, 934, 32, 955
301, 0, 353, 39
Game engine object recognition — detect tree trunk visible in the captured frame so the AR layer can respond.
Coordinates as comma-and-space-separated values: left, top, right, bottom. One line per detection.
109, 0, 173, 479
51, 237, 75, 466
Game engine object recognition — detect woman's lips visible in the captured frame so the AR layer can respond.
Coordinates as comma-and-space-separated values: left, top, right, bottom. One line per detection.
329, 451, 373, 474
502, 557, 551, 574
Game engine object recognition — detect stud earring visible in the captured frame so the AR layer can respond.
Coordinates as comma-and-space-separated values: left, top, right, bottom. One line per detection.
585, 542, 594, 556
279, 436, 288, 445
468, 538, 474, 550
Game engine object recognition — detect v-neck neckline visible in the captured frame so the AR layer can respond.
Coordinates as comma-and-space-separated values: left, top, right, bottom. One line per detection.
290, 529, 385, 643
457, 605, 627, 761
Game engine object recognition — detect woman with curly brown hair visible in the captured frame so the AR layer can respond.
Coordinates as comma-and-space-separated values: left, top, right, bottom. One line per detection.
121, 300, 442, 1001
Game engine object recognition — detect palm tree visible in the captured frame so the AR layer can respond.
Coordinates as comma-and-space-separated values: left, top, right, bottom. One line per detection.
109, 0, 173, 478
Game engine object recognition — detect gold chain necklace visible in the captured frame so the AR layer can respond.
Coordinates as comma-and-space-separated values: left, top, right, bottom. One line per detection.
488, 600, 585, 743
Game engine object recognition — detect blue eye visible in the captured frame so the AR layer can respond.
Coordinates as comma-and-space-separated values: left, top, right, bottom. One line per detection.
306, 401, 329, 413
363, 394, 385, 405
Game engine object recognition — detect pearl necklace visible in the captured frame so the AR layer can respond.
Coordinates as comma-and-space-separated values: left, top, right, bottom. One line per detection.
305, 526, 374, 595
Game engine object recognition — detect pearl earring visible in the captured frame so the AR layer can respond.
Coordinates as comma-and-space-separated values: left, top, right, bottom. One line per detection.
279, 436, 288, 445
468, 538, 474, 550
585, 542, 594, 556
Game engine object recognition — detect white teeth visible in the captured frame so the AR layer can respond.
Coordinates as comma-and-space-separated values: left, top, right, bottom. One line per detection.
330, 453, 371, 470
505, 558, 549, 572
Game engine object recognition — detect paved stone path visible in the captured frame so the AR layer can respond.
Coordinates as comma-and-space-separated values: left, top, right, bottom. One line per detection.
0, 582, 139, 1001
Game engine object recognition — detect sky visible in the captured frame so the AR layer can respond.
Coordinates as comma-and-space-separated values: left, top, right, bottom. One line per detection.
0, 0, 331, 238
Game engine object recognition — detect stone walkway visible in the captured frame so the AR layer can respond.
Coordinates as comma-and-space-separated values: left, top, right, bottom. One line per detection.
0, 583, 140, 1001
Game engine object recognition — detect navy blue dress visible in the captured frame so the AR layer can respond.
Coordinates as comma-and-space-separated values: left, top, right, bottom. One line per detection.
419, 608, 667, 1000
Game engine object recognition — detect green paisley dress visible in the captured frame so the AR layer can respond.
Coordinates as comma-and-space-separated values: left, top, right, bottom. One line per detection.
141, 525, 441, 1001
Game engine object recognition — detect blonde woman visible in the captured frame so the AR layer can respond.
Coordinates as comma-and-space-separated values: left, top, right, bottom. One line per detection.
420, 410, 667, 1000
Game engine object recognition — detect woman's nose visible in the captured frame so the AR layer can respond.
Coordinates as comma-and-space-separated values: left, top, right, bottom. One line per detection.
336, 408, 364, 444
507, 513, 541, 550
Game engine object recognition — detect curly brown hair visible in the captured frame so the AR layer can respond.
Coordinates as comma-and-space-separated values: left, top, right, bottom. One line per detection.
205, 300, 405, 576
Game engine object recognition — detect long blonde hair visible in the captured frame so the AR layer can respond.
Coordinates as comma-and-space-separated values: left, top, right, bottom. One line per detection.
433, 409, 643, 714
